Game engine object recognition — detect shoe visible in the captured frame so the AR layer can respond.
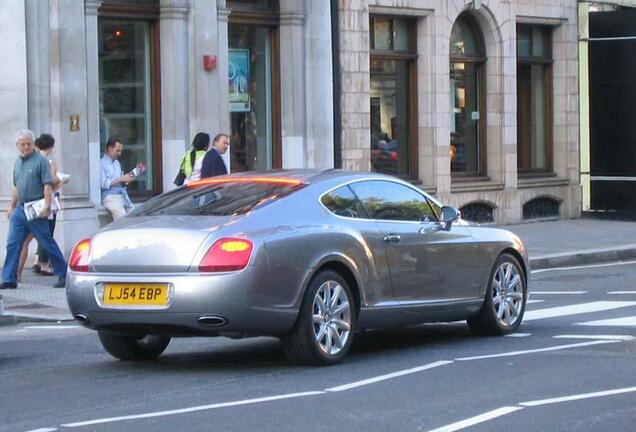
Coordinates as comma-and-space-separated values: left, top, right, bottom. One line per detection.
0, 282, 17, 289
53, 278, 66, 289
39, 269, 55, 276
33, 264, 41, 274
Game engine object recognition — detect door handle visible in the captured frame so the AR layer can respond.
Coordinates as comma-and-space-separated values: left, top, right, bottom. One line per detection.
383, 234, 401, 243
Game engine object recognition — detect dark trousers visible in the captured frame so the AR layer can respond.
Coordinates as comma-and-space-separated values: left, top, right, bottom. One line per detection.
2, 205, 67, 284
36, 215, 57, 263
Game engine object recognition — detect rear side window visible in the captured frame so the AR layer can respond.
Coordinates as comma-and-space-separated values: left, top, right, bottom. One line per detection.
129, 181, 305, 216
321, 185, 367, 219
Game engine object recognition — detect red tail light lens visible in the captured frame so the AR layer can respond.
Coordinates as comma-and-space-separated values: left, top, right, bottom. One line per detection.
199, 238, 253, 272
70, 239, 92, 272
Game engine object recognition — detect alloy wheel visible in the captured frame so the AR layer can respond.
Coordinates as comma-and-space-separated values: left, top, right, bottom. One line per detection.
491, 261, 524, 327
312, 280, 352, 356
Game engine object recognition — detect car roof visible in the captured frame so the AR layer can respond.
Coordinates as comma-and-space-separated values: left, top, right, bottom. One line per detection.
219, 169, 393, 184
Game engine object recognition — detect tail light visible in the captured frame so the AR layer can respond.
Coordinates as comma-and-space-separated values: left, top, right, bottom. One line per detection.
70, 239, 92, 272
199, 238, 253, 272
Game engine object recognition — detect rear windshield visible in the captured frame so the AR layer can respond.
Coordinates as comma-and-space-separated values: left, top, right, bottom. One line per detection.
128, 181, 305, 217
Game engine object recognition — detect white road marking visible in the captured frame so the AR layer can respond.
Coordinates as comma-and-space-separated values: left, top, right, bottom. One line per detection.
527, 299, 544, 304
25, 325, 80, 330
530, 291, 587, 295
504, 333, 531, 337
520, 386, 636, 407
553, 334, 635, 341
577, 316, 636, 327
426, 407, 523, 432
532, 260, 636, 274
61, 391, 325, 428
325, 360, 453, 392
24, 428, 57, 432
524, 301, 636, 321
455, 340, 619, 361
608, 291, 636, 294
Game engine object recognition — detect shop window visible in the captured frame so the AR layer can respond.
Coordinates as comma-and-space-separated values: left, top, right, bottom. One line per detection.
369, 16, 418, 178
517, 25, 553, 174
449, 13, 486, 177
98, 18, 160, 195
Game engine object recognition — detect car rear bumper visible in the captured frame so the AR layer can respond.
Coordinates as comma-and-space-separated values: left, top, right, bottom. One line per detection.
66, 269, 301, 337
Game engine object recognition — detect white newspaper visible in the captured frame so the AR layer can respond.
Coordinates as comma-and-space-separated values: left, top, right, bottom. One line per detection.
24, 198, 47, 221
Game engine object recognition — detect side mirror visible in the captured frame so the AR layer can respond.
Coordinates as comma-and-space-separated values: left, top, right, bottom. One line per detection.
440, 206, 461, 231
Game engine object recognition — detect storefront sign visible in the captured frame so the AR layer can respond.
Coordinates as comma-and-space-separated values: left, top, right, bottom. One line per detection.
229, 49, 250, 112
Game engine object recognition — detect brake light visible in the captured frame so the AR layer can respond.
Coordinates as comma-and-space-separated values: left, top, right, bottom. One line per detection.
70, 239, 91, 272
199, 238, 253, 272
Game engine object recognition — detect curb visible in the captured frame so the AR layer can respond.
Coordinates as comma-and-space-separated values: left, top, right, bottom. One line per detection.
0, 313, 74, 327
529, 244, 636, 270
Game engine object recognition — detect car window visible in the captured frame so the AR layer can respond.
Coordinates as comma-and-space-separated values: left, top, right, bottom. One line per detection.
321, 185, 367, 219
349, 180, 438, 222
128, 181, 305, 217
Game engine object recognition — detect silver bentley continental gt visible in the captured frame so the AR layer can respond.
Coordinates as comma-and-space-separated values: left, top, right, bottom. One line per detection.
66, 170, 529, 365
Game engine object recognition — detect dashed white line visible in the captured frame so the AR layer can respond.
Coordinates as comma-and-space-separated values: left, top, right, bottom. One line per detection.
26, 326, 80, 330
553, 334, 635, 341
520, 386, 636, 407
24, 428, 57, 432
325, 360, 453, 392
61, 391, 325, 428
527, 299, 544, 304
524, 301, 636, 321
607, 291, 636, 294
427, 407, 523, 432
455, 340, 619, 361
530, 291, 587, 295
504, 333, 532, 337
532, 260, 636, 274
577, 316, 636, 327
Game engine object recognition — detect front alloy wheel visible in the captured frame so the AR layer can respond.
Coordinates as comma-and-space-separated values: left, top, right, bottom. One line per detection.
467, 253, 526, 335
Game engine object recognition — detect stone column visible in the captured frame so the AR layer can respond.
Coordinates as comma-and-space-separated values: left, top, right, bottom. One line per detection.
279, 1, 306, 168
26, 0, 51, 136
216, 4, 231, 170
0, 0, 29, 261
85, 0, 102, 206
305, 0, 334, 169
48, 0, 99, 255
160, 0, 190, 191
188, 0, 221, 137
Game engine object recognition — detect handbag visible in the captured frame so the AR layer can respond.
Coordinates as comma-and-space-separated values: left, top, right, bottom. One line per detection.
173, 169, 186, 186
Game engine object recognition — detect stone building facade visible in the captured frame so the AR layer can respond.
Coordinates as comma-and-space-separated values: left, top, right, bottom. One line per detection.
0, 0, 581, 263
338, 0, 581, 224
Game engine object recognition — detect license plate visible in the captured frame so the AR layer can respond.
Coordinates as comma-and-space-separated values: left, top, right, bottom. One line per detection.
102, 283, 169, 306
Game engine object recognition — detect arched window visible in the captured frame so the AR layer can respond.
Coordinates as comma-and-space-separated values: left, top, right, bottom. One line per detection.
449, 13, 486, 176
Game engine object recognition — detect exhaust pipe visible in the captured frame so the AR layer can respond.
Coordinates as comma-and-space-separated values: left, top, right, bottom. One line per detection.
74, 313, 89, 324
197, 315, 228, 327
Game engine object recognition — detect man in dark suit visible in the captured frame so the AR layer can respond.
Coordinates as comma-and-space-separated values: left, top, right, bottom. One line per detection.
200, 133, 229, 178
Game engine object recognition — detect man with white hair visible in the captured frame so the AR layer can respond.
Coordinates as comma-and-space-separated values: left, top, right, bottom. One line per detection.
0, 130, 67, 289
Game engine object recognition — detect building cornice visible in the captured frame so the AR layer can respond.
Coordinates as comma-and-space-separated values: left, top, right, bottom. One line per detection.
85, 0, 102, 16
280, 12, 305, 27
160, 0, 190, 20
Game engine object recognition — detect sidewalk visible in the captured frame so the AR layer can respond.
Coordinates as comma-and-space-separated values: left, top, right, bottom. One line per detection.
1, 217, 635, 325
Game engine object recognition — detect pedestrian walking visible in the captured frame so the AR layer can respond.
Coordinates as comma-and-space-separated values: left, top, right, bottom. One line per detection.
100, 137, 136, 221
200, 133, 230, 179
174, 132, 210, 186
0, 130, 67, 289
17, 133, 68, 280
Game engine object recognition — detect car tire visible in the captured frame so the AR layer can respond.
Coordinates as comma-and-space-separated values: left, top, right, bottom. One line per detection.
98, 331, 171, 361
467, 253, 527, 335
282, 270, 355, 366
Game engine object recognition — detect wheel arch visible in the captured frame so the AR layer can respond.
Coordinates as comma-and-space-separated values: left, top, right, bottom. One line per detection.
501, 247, 528, 285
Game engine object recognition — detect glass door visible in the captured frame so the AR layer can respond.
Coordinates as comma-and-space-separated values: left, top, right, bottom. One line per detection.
98, 20, 154, 193
228, 24, 274, 172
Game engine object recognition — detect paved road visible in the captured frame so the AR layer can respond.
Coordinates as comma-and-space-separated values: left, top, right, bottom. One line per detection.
2, 261, 636, 432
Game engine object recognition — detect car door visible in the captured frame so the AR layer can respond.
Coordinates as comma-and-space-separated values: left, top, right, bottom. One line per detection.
349, 180, 479, 304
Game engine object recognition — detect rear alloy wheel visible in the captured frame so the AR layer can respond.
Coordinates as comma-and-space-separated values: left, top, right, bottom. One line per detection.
282, 270, 354, 365
467, 253, 526, 335
98, 331, 171, 361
